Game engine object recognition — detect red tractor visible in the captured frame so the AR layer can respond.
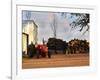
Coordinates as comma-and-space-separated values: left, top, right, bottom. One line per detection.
36, 44, 48, 58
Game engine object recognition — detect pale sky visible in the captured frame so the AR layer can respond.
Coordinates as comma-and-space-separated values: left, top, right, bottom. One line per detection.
22, 10, 89, 43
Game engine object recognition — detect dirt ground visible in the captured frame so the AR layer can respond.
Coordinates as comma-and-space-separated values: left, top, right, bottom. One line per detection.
22, 53, 89, 69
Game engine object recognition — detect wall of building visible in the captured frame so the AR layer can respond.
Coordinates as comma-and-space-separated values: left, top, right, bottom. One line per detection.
23, 20, 38, 45
22, 20, 38, 54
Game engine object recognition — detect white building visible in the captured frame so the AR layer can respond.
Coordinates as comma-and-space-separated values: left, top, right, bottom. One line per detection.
22, 20, 38, 54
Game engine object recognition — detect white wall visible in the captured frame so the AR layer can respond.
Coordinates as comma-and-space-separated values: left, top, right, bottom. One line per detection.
23, 21, 37, 44
0, 0, 99, 80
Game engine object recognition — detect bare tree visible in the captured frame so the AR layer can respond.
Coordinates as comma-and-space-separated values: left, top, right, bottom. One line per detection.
25, 11, 31, 20
50, 13, 58, 54
51, 14, 58, 38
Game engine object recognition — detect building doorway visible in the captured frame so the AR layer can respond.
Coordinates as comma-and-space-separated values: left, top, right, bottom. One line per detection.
22, 33, 29, 55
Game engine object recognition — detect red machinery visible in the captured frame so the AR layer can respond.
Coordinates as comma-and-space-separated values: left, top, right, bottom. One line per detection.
36, 44, 48, 57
